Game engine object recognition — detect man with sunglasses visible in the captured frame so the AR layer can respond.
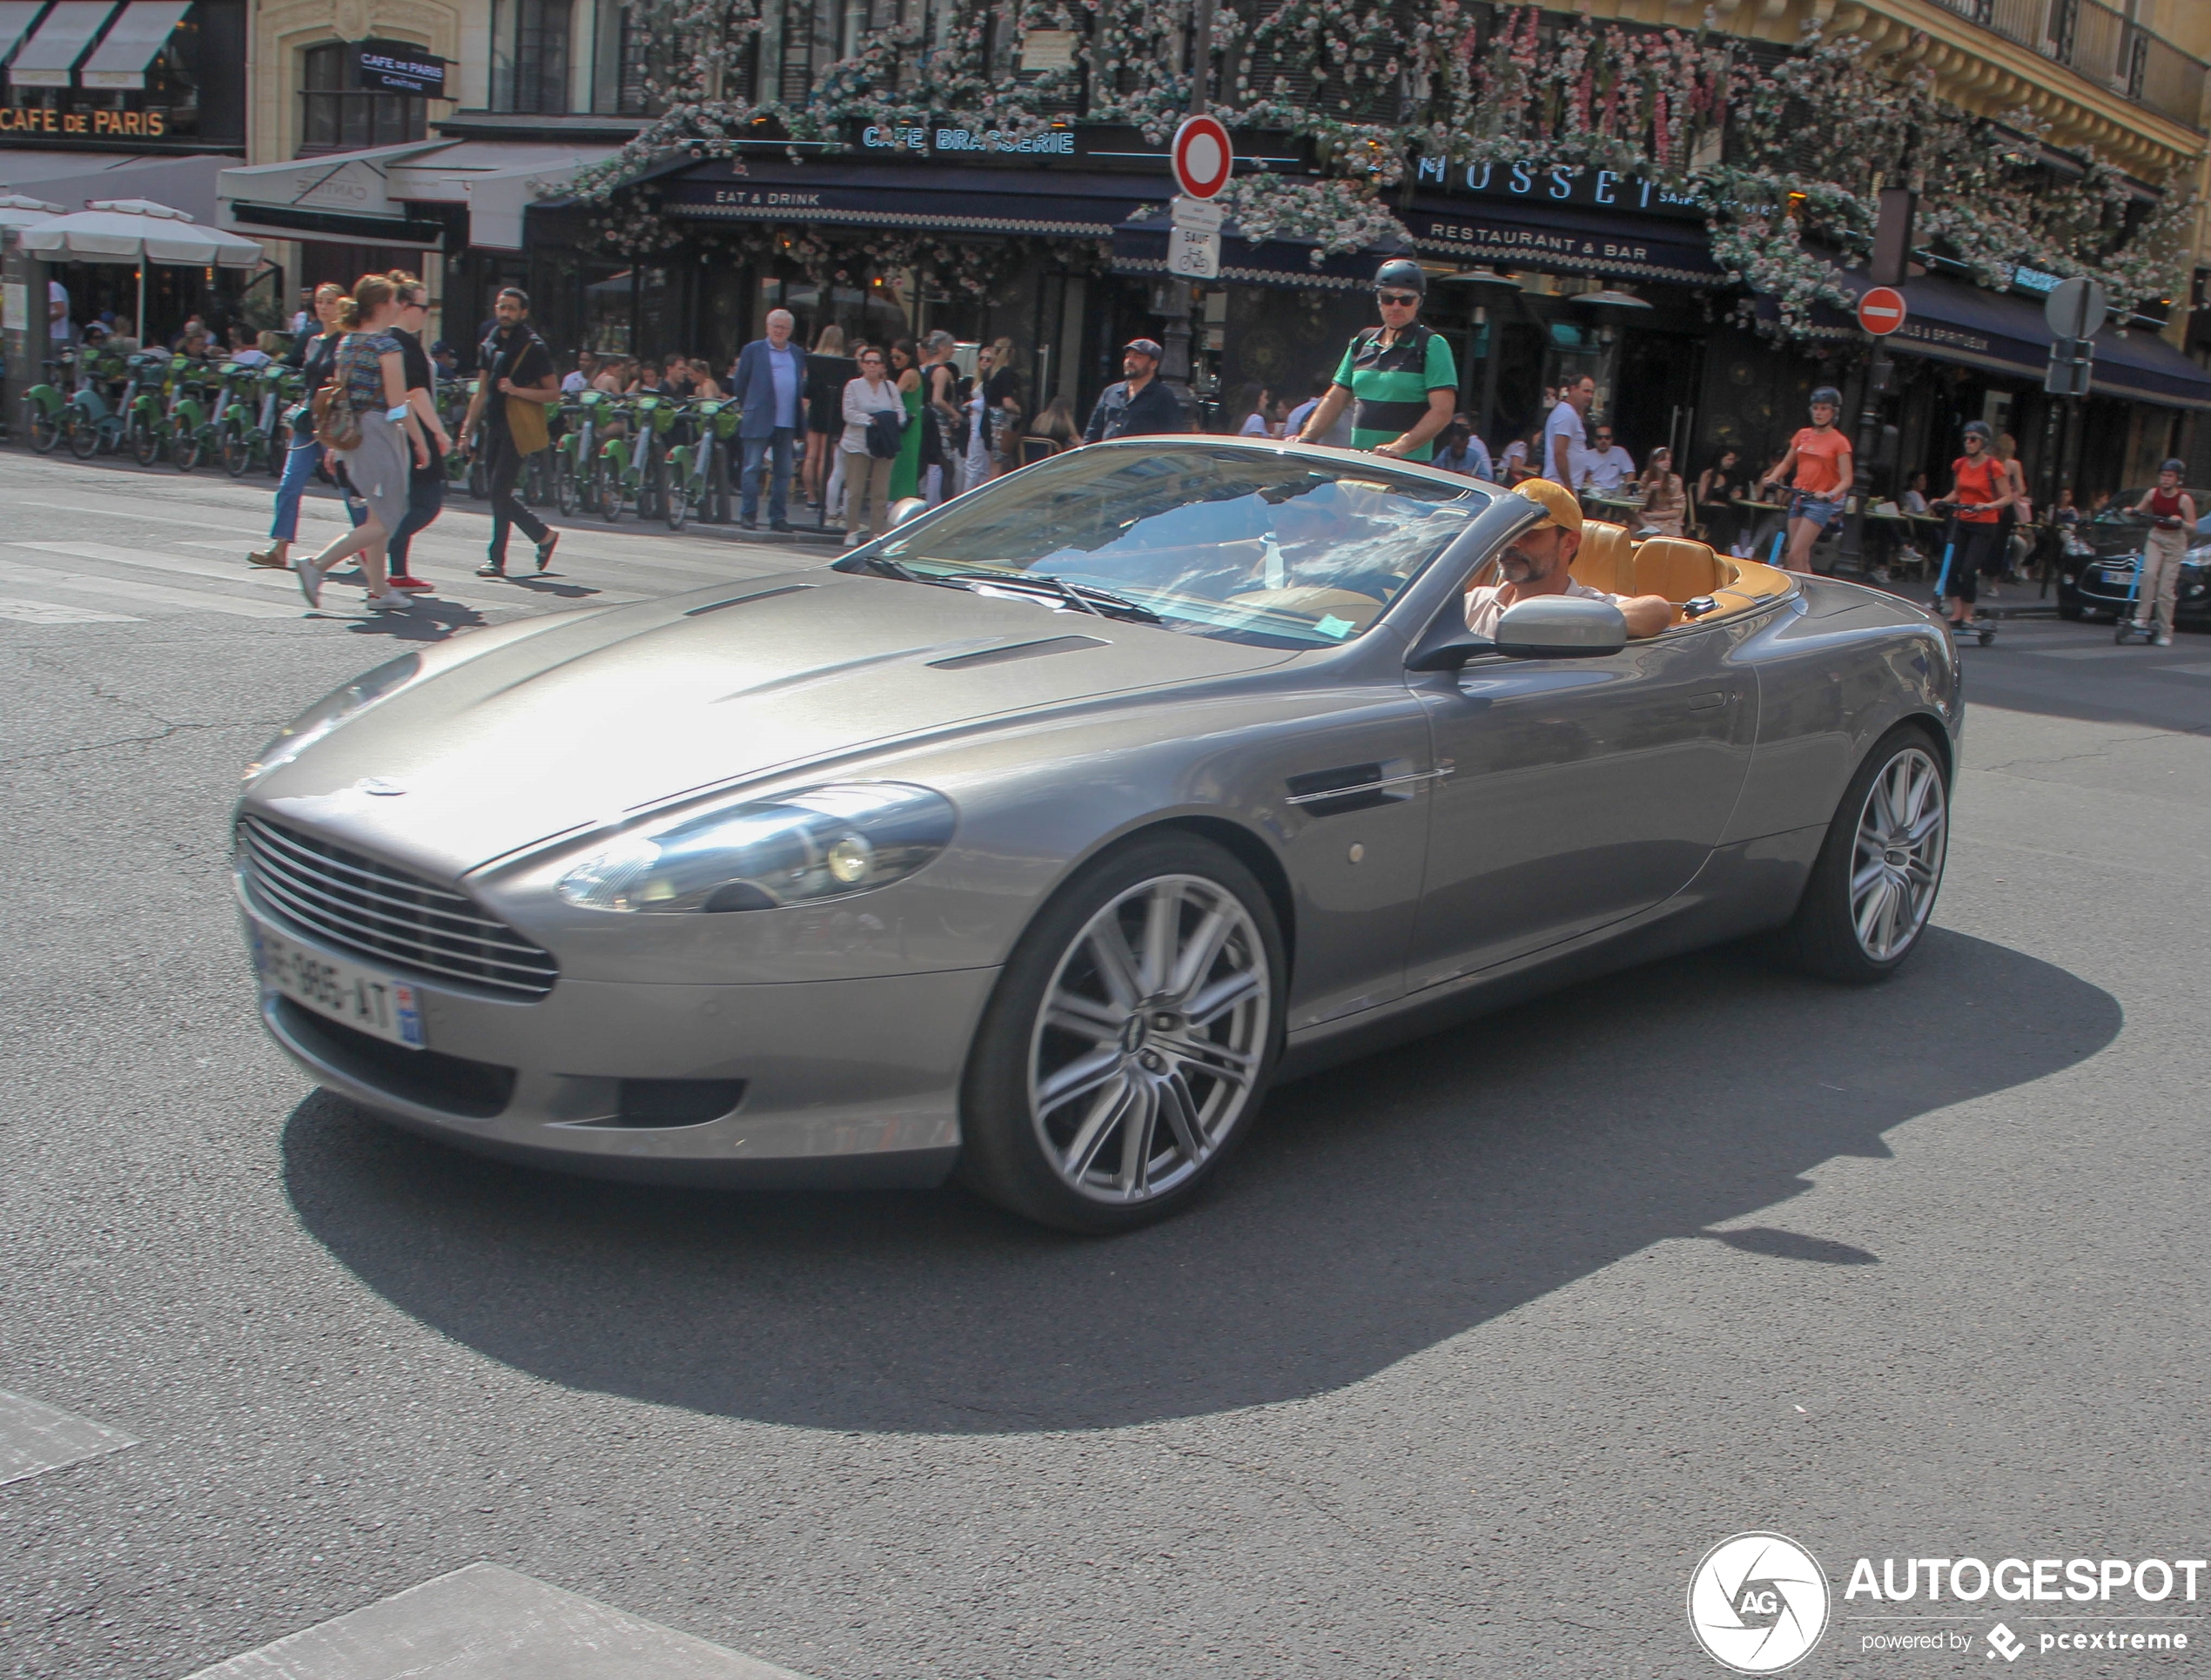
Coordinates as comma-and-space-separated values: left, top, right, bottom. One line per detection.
1294, 259, 1457, 461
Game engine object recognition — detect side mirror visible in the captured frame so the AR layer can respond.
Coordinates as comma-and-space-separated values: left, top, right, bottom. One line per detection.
887, 496, 928, 530
1406, 613, 1495, 672
1494, 595, 1628, 658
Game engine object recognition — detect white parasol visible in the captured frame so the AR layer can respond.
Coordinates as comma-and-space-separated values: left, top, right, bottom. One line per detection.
0, 193, 64, 228
21, 198, 265, 335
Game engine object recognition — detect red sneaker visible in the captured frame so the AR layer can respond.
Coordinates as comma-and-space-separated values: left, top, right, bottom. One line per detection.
389, 575, 434, 592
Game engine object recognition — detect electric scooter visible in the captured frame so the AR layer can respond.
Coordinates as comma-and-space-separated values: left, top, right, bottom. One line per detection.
1930, 514, 1998, 647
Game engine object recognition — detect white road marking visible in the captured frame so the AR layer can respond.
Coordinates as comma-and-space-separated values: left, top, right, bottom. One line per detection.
0, 1388, 138, 1487
2154, 661, 2211, 677
181, 1562, 816, 1679
0, 560, 299, 619
0, 597, 140, 624
5, 543, 644, 612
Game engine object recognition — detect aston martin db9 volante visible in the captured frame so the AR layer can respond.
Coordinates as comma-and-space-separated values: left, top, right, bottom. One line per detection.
236, 438, 1959, 1231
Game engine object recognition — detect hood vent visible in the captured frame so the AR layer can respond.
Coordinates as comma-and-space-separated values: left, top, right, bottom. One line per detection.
684, 584, 816, 617
927, 635, 1110, 671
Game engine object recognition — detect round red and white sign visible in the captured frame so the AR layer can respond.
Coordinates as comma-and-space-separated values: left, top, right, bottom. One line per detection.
1171, 114, 1233, 200
1857, 286, 1908, 336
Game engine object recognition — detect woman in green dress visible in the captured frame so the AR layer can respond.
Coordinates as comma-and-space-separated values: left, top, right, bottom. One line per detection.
889, 339, 924, 502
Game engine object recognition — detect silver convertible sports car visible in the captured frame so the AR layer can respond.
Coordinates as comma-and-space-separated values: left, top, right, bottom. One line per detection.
236, 437, 1959, 1231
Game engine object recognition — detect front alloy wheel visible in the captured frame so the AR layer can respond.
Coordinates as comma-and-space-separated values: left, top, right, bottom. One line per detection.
961, 836, 1281, 1232
1782, 725, 1949, 981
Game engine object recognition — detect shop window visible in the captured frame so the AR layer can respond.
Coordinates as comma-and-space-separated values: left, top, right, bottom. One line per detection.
299, 41, 427, 154
588, 1, 673, 114
491, 0, 572, 112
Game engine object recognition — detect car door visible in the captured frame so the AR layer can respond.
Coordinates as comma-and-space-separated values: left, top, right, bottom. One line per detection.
1408, 621, 1755, 991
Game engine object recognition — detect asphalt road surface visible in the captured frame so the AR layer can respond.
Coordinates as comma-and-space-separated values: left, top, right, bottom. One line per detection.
3, 448, 2207, 1678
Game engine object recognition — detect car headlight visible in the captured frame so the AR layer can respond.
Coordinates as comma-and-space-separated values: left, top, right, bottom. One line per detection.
556, 783, 957, 913
244, 653, 420, 783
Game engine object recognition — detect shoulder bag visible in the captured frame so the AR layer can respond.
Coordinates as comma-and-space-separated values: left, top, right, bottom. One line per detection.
312, 380, 361, 451
505, 394, 551, 456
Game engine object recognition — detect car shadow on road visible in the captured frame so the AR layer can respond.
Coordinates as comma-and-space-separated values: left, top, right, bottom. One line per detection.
281, 929, 2119, 1435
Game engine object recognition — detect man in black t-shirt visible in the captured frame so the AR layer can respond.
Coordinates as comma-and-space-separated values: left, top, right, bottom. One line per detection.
461, 287, 562, 577
1083, 339, 1188, 443
385, 278, 453, 589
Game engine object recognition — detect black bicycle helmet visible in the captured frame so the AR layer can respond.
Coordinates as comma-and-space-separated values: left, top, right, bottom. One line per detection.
1374, 258, 1427, 297
2161, 457, 2187, 474
1962, 420, 1993, 443
1809, 386, 1842, 409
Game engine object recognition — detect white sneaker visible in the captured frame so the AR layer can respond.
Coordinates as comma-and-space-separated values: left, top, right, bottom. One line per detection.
2154, 633, 2173, 647
364, 591, 408, 611
292, 555, 326, 608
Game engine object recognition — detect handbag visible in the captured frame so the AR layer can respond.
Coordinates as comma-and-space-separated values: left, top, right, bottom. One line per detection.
864, 406, 904, 460
506, 394, 550, 456
312, 382, 361, 452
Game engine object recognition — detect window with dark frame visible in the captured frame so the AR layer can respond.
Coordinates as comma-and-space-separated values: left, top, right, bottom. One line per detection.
299, 40, 427, 154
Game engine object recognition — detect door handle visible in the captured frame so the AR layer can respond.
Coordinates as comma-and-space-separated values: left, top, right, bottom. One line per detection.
1686, 691, 1727, 710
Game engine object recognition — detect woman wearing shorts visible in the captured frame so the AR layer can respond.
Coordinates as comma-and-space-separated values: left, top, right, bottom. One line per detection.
1757, 386, 1853, 573
291, 273, 427, 613
1932, 420, 2013, 636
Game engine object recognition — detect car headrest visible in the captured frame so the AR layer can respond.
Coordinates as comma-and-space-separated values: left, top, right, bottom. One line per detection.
1632, 536, 1727, 601
1569, 521, 1633, 595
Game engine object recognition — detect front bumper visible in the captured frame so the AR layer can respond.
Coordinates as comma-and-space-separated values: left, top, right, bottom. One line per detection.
242, 897, 992, 1188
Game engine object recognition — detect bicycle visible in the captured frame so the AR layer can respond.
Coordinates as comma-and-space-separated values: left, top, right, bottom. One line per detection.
628, 393, 681, 523
553, 391, 611, 516
60, 346, 133, 459
218, 364, 289, 478
24, 358, 71, 454
591, 396, 637, 523
667, 397, 737, 530
162, 360, 220, 472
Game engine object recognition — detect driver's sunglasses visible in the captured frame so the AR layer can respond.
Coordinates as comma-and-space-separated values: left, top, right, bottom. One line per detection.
1377, 292, 1420, 307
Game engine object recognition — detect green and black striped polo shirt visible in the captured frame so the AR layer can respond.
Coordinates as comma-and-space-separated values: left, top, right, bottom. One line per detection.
1330, 322, 1457, 461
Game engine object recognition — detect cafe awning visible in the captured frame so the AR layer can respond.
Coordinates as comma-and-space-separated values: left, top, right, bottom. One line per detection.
8, 1, 116, 86
77, 0, 191, 89
0, 0, 47, 62
655, 158, 1147, 240
218, 138, 617, 251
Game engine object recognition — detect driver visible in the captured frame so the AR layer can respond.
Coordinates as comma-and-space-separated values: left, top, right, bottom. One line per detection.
1464, 479, 1675, 640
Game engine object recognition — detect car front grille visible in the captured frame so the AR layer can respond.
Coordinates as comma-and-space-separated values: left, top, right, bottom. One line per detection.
238, 815, 558, 999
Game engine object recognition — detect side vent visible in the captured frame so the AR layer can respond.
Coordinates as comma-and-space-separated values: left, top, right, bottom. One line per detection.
1284, 758, 1448, 817
927, 635, 1109, 670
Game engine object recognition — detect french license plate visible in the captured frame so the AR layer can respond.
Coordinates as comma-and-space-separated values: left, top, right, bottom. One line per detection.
252, 924, 425, 1050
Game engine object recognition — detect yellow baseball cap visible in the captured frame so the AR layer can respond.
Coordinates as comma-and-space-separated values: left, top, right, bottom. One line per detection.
1513, 477, 1584, 533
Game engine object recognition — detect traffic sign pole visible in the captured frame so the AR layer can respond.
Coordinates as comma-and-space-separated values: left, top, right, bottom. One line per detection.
1840, 192, 1914, 576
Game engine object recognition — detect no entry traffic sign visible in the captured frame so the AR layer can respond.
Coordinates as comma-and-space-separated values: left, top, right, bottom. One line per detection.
1172, 114, 1233, 200
1857, 286, 1908, 336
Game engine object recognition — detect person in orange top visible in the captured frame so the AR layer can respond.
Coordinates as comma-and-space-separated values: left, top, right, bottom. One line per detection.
1757, 386, 1853, 574
1930, 420, 2013, 635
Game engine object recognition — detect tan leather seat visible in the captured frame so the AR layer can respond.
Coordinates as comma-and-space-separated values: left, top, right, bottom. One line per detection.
1631, 535, 1728, 602
1569, 521, 1633, 595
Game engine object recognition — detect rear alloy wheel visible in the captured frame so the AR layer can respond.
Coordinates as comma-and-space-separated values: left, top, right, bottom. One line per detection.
959, 836, 1281, 1232
66, 408, 99, 460
1782, 726, 1949, 982
29, 403, 61, 454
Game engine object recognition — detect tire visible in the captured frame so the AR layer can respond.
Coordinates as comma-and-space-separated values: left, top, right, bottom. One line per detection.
598, 462, 623, 523
66, 409, 99, 460
130, 418, 163, 468
554, 455, 577, 516
665, 468, 689, 531
29, 403, 61, 454
221, 421, 252, 478
1779, 723, 1950, 984
173, 429, 202, 473
957, 833, 1285, 1233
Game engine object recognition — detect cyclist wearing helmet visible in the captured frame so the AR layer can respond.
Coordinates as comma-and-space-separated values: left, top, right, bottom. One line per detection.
2122, 459, 2196, 646
1757, 385, 1853, 574
1294, 258, 1458, 461
1930, 420, 2013, 635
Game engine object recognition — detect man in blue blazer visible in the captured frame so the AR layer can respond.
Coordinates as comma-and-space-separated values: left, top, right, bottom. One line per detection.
728, 307, 806, 530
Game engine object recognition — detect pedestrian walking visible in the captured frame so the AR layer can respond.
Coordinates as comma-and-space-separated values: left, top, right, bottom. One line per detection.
729, 307, 805, 530
1636, 446, 1686, 537
1544, 374, 1596, 486
1083, 338, 1187, 442
841, 345, 905, 543
1294, 259, 1456, 461
1756, 386, 1852, 574
383, 273, 451, 590
1929, 420, 2011, 635
889, 339, 924, 503
1581, 423, 1635, 492
802, 326, 857, 510
2123, 460, 2194, 646
248, 283, 348, 574
290, 274, 427, 613
460, 287, 562, 578
964, 339, 1022, 487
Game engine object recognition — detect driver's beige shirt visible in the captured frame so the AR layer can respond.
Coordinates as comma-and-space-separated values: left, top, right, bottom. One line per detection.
1464, 577, 1616, 637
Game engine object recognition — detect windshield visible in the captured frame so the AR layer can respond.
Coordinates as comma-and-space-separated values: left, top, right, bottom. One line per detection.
849, 445, 1486, 649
